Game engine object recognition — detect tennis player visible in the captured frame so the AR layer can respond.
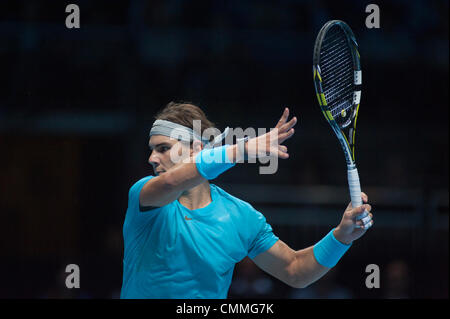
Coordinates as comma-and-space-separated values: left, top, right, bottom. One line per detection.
120, 102, 373, 299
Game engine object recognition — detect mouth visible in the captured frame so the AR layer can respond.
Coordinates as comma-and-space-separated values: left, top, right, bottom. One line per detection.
156, 169, 166, 175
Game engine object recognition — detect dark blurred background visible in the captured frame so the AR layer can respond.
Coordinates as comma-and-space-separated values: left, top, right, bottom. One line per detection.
0, 0, 447, 299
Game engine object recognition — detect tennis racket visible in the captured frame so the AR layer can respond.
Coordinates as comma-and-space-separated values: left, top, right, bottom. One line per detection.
313, 20, 372, 229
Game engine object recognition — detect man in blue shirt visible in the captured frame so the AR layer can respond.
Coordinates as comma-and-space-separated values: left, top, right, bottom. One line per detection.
120, 102, 373, 299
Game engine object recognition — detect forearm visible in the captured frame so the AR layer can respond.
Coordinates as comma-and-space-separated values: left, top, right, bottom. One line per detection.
141, 145, 240, 207
292, 229, 352, 288
291, 246, 331, 288
140, 160, 206, 207
164, 142, 242, 187
225, 143, 246, 163
165, 160, 206, 189
253, 239, 334, 289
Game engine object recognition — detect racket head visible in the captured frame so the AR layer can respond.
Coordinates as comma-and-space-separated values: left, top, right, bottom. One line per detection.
313, 20, 361, 165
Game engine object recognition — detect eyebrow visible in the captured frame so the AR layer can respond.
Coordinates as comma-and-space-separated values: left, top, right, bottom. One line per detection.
148, 142, 171, 150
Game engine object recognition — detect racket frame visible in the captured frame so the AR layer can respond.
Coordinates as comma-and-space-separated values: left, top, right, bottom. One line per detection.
312, 20, 369, 223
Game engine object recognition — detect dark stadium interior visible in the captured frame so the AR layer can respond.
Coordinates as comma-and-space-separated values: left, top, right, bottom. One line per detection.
0, 0, 448, 298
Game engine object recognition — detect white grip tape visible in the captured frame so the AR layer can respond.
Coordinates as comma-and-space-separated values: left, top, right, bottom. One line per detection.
347, 167, 366, 220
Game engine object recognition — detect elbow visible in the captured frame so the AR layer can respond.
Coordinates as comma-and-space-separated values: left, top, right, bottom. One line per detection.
298, 282, 310, 289
287, 255, 310, 289
139, 173, 174, 207
289, 275, 310, 289
290, 280, 309, 289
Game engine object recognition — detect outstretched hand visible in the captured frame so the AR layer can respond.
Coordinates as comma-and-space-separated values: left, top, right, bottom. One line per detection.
245, 107, 297, 160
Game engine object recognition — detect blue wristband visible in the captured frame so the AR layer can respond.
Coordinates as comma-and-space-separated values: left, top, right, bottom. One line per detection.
313, 228, 351, 268
195, 145, 235, 180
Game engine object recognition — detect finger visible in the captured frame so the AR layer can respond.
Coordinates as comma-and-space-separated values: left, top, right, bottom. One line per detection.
355, 220, 366, 229
277, 149, 289, 159
275, 108, 289, 129
356, 210, 368, 221
278, 145, 287, 153
361, 192, 368, 203
279, 116, 297, 133
363, 220, 374, 230
355, 205, 371, 221
357, 213, 373, 226
360, 214, 372, 225
356, 220, 373, 230
278, 128, 295, 143
355, 220, 365, 228
349, 204, 370, 219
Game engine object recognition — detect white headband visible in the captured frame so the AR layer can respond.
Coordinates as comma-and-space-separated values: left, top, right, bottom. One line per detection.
149, 119, 230, 149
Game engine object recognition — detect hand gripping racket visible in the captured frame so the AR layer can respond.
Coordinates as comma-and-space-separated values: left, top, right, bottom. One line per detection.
313, 20, 371, 229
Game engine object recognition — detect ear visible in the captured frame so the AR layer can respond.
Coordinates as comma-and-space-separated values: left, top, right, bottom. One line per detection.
191, 140, 203, 154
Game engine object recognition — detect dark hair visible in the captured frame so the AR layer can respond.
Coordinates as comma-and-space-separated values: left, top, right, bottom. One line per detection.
155, 101, 216, 142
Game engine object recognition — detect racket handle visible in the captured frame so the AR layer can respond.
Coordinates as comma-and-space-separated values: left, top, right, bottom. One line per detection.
347, 167, 367, 220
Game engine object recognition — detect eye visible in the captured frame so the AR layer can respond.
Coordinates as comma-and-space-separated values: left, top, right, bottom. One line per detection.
157, 145, 170, 153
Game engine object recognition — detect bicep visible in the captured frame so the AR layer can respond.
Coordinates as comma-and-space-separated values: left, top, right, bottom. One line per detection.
139, 175, 175, 208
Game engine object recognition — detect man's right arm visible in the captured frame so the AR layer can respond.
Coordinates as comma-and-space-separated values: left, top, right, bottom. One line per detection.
139, 160, 206, 208
140, 107, 297, 208
140, 140, 250, 208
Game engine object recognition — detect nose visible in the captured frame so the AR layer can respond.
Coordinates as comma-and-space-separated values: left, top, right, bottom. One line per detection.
148, 150, 160, 166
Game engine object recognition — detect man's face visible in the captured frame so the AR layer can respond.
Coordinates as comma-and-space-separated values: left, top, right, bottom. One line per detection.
148, 135, 192, 175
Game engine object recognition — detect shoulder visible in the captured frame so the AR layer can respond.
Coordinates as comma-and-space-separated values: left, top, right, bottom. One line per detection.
125, 175, 166, 223
211, 184, 260, 216
128, 175, 155, 198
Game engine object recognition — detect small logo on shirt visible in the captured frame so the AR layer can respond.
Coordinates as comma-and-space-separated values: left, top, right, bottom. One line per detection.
184, 216, 193, 221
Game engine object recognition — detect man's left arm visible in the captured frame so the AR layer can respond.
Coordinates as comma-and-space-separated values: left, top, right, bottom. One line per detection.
253, 193, 373, 288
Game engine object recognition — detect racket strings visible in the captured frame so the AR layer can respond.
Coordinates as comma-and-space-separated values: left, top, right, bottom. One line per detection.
319, 27, 354, 120
323, 65, 353, 102
321, 57, 353, 103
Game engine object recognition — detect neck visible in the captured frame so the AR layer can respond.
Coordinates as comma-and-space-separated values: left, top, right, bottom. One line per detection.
178, 182, 212, 210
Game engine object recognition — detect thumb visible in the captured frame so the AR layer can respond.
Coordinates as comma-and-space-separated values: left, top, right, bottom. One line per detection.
349, 204, 367, 219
